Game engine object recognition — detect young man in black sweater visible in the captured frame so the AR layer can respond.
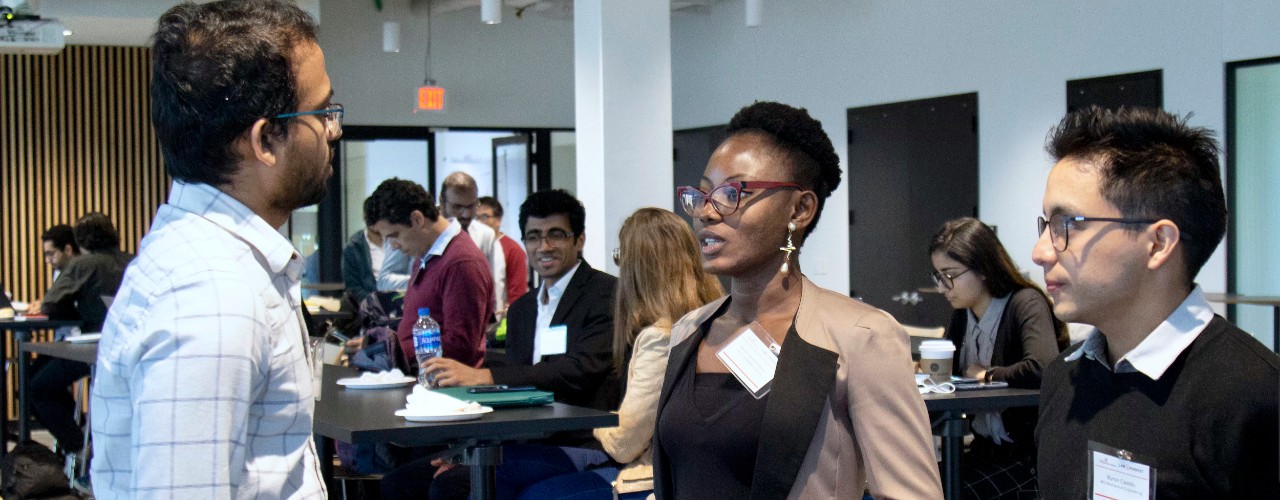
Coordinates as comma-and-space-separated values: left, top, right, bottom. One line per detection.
1032, 106, 1279, 499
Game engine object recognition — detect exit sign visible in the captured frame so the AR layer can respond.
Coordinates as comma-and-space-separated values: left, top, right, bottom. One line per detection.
417, 86, 446, 112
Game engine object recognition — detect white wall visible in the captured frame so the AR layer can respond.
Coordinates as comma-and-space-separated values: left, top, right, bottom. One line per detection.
319, 0, 575, 128
670, 0, 1280, 295
314, 0, 1280, 298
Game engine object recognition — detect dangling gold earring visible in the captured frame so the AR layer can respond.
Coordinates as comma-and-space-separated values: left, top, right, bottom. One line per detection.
779, 221, 797, 274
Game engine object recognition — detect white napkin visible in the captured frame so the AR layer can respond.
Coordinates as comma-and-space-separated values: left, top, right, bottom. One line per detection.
403, 385, 482, 414
356, 369, 409, 384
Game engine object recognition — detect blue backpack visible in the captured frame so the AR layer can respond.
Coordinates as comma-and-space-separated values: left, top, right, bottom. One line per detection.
336, 290, 406, 475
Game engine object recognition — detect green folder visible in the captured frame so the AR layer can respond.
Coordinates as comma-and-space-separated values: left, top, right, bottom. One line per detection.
433, 386, 555, 408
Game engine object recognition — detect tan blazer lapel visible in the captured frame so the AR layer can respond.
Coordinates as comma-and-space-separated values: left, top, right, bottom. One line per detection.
750, 277, 840, 499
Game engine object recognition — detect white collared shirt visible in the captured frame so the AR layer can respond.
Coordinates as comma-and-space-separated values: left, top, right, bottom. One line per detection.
92, 181, 326, 499
462, 220, 507, 312
532, 260, 582, 363
377, 241, 412, 292
1066, 285, 1215, 380
422, 219, 463, 268
366, 230, 385, 277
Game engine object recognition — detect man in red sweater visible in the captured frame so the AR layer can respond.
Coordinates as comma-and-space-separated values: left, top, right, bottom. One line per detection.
366, 178, 494, 369
477, 196, 529, 311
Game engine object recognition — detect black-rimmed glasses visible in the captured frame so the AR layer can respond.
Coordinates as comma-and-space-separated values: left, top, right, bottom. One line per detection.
1036, 214, 1158, 252
523, 229, 573, 247
676, 181, 802, 218
930, 269, 970, 290
275, 103, 344, 138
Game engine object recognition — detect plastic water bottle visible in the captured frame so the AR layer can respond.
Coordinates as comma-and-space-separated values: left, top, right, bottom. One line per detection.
412, 308, 442, 388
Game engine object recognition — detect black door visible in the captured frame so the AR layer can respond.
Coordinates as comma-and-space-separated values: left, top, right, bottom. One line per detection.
673, 125, 728, 215
1067, 69, 1162, 112
847, 93, 979, 326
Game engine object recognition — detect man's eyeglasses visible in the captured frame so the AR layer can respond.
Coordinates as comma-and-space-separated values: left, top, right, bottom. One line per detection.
676, 181, 802, 218
930, 269, 970, 290
523, 229, 573, 247
1036, 214, 1158, 252
274, 103, 344, 139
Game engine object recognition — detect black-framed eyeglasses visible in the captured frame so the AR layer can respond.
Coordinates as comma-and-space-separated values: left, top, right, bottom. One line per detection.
676, 181, 802, 218
930, 269, 970, 290
1036, 214, 1158, 252
274, 103, 344, 139
523, 229, 574, 247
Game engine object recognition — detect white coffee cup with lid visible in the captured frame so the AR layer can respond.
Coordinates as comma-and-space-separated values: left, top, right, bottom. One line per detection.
919, 340, 957, 383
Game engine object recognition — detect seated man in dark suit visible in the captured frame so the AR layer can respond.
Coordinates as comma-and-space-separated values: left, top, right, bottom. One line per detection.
383, 189, 618, 500
31, 212, 134, 465
425, 188, 617, 408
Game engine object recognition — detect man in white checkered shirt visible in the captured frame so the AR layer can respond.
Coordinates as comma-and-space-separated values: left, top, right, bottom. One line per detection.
90, 1, 340, 497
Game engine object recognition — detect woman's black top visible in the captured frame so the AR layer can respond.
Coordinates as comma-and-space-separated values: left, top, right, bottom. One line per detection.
656, 316, 769, 498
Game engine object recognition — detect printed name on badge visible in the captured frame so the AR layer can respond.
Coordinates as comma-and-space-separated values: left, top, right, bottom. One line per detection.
715, 324, 780, 399
1088, 440, 1155, 500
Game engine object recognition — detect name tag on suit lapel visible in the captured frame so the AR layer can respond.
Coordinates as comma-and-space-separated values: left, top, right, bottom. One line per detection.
537, 324, 568, 360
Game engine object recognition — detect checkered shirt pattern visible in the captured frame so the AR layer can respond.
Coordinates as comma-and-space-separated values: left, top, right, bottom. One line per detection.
90, 181, 327, 499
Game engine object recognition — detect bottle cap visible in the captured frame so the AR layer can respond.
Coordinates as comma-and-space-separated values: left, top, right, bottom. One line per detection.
418, 307, 430, 316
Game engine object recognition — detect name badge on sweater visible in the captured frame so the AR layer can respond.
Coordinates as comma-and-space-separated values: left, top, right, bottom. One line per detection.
715, 322, 780, 399
1088, 440, 1156, 500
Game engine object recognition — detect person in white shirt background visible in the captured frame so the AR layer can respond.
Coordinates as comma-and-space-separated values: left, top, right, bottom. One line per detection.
439, 171, 507, 319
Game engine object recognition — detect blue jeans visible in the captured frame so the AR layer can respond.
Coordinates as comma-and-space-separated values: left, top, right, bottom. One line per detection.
498, 444, 613, 500
383, 444, 652, 500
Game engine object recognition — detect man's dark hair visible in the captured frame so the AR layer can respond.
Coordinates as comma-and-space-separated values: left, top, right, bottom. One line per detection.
74, 212, 121, 252
151, 0, 318, 186
478, 196, 503, 219
725, 101, 843, 240
519, 189, 585, 237
365, 178, 439, 226
41, 224, 79, 254
1047, 105, 1226, 281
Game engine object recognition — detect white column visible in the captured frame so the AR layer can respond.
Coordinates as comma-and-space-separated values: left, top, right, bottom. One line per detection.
574, 0, 673, 274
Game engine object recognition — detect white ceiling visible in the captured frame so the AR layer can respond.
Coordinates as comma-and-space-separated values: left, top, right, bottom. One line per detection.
33, 0, 724, 47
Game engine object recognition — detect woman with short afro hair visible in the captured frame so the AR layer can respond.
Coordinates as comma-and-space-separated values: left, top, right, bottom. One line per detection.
652, 101, 943, 499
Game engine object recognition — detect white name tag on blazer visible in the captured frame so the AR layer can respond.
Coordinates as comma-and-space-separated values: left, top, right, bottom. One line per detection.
1088, 441, 1155, 500
716, 324, 779, 399
536, 324, 568, 360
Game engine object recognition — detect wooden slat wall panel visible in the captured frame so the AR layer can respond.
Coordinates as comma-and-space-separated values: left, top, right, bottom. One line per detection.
1, 45, 168, 419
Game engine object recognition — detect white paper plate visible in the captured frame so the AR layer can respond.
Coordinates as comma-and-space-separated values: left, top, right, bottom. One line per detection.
66, 333, 102, 344
336, 377, 415, 389
395, 406, 493, 422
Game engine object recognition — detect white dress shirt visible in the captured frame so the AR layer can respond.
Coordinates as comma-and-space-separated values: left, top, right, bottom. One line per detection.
1066, 285, 1216, 380
532, 260, 581, 363
91, 181, 326, 499
376, 241, 412, 291
366, 230, 385, 277
463, 220, 507, 314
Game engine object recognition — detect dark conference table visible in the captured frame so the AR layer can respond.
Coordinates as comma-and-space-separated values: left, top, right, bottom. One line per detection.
923, 387, 1040, 500
0, 317, 81, 461
313, 366, 618, 500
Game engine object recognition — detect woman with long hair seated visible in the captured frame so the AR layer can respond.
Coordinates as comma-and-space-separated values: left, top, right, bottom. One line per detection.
495, 207, 722, 499
651, 101, 944, 499
928, 217, 1066, 499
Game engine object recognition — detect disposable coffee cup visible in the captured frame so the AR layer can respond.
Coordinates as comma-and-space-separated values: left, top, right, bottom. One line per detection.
919, 340, 956, 383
